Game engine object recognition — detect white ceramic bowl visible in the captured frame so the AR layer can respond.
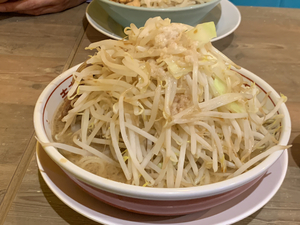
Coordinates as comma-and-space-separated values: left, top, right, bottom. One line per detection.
94, 0, 221, 28
34, 64, 291, 216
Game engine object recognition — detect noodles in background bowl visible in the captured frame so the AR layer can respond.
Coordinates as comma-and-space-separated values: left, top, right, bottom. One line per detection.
43, 17, 289, 188
111, 0, 213, 8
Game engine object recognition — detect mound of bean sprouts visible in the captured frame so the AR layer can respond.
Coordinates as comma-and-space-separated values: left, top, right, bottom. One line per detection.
49, 17, 288, 188
111, 0, 211, 8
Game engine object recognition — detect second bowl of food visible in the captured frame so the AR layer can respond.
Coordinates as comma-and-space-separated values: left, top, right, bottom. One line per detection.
94, 0, 221, 28
34, 17, 291, 216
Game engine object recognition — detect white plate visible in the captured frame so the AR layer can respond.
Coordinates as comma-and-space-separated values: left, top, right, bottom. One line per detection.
85, 0, 241, 41
36, 143, 288, 225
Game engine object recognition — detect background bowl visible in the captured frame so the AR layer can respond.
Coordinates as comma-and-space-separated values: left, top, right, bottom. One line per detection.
94, 0, 221, 28
34, 64, 291, 216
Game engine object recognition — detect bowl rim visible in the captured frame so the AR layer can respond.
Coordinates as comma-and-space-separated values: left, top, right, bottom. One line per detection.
95, 0, 221, 12
34, 64, 291, 201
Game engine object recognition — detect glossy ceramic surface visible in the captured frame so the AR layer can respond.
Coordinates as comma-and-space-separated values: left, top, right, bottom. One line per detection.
65, 169, 263, 215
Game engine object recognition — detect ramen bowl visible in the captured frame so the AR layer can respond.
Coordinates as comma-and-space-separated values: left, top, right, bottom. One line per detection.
94, 0, 221, 28
34, 64, 291, 216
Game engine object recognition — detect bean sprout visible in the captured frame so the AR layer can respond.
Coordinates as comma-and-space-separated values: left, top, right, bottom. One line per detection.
51, 17, 289, 188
